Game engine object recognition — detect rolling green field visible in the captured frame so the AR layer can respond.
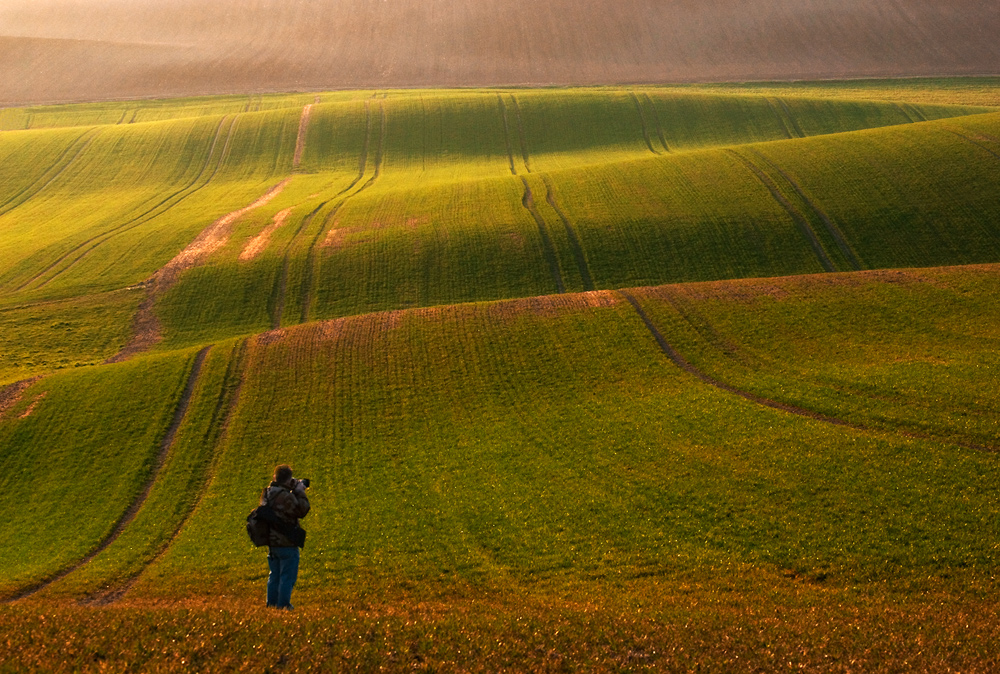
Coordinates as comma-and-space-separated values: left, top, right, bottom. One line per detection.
1, 81, 999, 671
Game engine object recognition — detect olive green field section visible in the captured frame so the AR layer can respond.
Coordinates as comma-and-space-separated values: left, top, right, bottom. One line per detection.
3, 266, 994, 601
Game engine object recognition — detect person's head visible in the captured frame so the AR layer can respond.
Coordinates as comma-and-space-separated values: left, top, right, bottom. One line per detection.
273, 464, 293, 486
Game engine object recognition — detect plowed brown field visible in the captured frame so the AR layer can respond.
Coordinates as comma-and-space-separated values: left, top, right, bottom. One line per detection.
2, 0, 998, 105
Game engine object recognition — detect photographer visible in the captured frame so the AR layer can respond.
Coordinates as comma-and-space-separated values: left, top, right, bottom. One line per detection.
262, 464, 310, 609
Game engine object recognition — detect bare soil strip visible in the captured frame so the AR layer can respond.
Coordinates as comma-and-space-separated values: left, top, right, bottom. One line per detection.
542, 174, 594, 291
520, 177, 565, 294
239, 207, 293, 261
106, 176, 291, 362
725, 149, 836, 272
621, 289, 995, 452
91, 340, 250, 605
292, 104, 313, 169
5, 347, 211, 603
746, 148, 863, 271
510, 96, 532, 173
0, 376, 42, 420
497, 94, 518, 175
18, 115, 237, 292
642, 92, 671, 153
0, 127, 97, 218
777, 98, 806, 138
629, 91, 661, 155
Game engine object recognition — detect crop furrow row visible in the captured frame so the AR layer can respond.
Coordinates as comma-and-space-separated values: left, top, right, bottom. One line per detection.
18, 115, 236, 292
520, 177, 565, 294
542, 175, 594, 291
3, 347, 211, 602
746, 148, 863, 270
630, 91, 661, 155
726, 149, 836, 272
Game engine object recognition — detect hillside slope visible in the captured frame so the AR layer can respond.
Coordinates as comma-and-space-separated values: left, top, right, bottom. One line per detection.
1, 0, 999, 104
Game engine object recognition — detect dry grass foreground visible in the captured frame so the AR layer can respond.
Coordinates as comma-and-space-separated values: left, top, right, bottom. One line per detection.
1, 0, 999, 105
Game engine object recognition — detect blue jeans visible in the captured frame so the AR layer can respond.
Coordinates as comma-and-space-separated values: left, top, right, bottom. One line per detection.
267, 546, 300, 609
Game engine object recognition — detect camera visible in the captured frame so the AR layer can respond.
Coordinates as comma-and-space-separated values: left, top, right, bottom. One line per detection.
296, 478, 310, 489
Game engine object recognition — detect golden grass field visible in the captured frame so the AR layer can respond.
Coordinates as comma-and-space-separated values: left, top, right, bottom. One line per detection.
2, 0, 999, 105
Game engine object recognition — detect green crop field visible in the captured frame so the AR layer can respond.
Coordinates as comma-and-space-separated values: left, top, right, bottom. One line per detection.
1, 80, 999, 672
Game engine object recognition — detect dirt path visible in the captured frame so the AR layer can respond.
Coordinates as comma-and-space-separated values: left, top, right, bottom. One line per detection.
5, 347, 211, 603
0, 127, 98, 219
292, 104, 313, 169
630, 91, 661, 155
90, 340, 250, 605
106, 176, 292, 362
18, 115, 237, 293
497, 94, 518, 175
620, 289, 995, 452
0, 376, 42, 420
725, 149, 836, 273
520, 176, 565, 294
542, 175, 594, 291
746, 148, 863, 271
239, 207, 293, 261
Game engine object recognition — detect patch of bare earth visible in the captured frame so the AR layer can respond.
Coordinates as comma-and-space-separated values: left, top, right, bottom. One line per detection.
106, 179, 292, 363
240, 207, 293, 261
292, 104, 313, 169
0, 376, 42, 420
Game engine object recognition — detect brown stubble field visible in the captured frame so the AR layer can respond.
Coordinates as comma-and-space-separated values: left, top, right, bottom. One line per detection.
2, 0, 999, 105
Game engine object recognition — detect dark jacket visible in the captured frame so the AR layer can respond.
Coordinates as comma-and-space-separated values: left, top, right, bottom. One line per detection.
261, 481, 310, 547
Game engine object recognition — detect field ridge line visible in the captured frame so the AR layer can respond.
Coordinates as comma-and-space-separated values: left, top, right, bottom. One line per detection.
521, 176, 565, 293
621, 289, 996, 453
509, 95, 532, 173
292, 103, 313, 169
630, 91, 661, 155
642, 92, 671, 153
4, 347, 212, 603
497, 94, 518, 175
91, 340, 251, 604
18, 115, 235, 292
746, 148, 863, 271
542, 174, 594, 291
725, 149, 836, 272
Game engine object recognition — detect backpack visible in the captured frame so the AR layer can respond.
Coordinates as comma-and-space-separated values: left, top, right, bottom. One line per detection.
246, 488, 307, 548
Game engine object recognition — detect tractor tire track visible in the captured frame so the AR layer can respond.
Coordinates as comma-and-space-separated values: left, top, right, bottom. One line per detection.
902, 103, 928, 122
642, 93, 671, 153
521, 177, 565, 294
745, 148, 863, 271
776, 99, 806, 138
270, 202, 325, 329
19, 115, 238, 292
4, 347, 211, 603
90, 340, 250, 605
766, 98, 794, 140
621, 290, 995, 453
542, 175, 594, 291
359, 101, 387, 190
0, 128, 98, 219
509, 95, 532, 173
893, 103, 916, 124
497, 94, 518, 175
630, 91, 661, 155
726, 149, 836, 272
945, 128, 1000, 162
292, 104, 314, 169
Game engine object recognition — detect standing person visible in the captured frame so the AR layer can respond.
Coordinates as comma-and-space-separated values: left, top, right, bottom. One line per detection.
263, 464, 310, 609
